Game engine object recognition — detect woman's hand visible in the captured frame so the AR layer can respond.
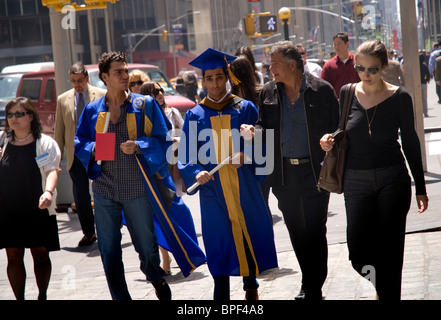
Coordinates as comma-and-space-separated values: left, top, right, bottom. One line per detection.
39, 191, 53, 210
320, 134, 335, 152
416, 195, 429, 213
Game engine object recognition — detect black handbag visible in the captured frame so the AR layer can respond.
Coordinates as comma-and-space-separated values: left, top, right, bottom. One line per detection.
317, 83, 356, 194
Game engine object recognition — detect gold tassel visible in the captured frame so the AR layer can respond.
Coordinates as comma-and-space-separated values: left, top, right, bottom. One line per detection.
225, 56, 241, 86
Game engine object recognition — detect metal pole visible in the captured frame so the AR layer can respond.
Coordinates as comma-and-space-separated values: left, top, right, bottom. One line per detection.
283, 20, 289, 40
400, 0, 427, 171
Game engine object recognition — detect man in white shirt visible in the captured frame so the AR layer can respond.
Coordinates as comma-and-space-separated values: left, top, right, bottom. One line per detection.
295, 44, 322, 78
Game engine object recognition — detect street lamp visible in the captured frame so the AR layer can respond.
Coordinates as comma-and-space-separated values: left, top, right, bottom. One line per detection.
278, 7, 291, 41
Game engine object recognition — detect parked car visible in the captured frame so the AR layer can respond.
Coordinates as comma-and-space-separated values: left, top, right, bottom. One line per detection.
0, 62, 55, 129
0, 62, 196, 134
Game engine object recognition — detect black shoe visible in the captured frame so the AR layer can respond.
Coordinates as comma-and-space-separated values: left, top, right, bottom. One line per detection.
295, 286, 305, 300
153, 279, 171, 300
295, 286, 324, 300
78, 234, 97, 247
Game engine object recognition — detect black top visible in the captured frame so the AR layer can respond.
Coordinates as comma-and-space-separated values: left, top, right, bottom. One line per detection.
0, 140, 60, 252
345, 86, 426, 195
0, 140, 44, 214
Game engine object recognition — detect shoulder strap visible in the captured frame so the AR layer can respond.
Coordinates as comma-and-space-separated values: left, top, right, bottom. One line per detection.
339, 83, 356, 130
0, 131, 5, 147
222, 96, 244, 111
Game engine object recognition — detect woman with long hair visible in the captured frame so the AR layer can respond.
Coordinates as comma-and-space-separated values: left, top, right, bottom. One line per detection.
140, 81, 184, 275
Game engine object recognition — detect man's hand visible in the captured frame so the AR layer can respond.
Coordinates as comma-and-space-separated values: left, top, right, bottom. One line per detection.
120, 140, 138, 154
196, 171, 214, 185
240, 124, 255, 140
229, 152, 245, 169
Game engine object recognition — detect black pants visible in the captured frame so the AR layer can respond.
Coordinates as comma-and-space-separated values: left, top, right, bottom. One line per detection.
343, 163, 411, 300
273, 161, 329, 299
69, 155, 95, 235
213, 234, 258, 300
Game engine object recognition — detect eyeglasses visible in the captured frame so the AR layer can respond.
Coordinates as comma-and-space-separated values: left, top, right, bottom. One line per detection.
129, 80, 143, 87
70, 77, 87, 84
7, 111, 30, 119
151, 88, 164, 96
354, 65, 380, 75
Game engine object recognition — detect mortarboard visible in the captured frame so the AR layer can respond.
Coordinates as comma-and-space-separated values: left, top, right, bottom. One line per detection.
189, 48, 241, 85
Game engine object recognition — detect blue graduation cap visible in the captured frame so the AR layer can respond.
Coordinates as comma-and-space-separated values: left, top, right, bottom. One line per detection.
189, 48, 240, 85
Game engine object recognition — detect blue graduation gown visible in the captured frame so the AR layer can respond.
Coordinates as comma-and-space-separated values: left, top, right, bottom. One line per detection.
178, 94, 278, 277
74, 93, 206, 277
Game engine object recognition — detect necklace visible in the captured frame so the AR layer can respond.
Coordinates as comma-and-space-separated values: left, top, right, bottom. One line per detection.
14, 133, 33, 142
365, 105, 378, 138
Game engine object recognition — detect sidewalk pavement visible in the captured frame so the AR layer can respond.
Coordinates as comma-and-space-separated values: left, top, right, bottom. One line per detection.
0, 83, 440, 301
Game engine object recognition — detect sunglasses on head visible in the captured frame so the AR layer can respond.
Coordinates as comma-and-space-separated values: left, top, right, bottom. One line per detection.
7, 111, 30, 119
354, 64, 380, 75
152, 88, 164, 95
129, 80, 143, 87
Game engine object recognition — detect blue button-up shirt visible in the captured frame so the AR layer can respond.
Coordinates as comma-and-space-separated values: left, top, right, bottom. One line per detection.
280, 74, 310, 159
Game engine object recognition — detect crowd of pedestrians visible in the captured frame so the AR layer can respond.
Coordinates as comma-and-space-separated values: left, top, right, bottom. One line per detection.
0, 32, 433, 301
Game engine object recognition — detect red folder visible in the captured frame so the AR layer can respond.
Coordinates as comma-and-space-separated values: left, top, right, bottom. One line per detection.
95, 132, 116, 161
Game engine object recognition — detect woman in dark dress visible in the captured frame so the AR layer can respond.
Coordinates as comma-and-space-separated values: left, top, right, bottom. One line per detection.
320, 40, 429, 300
0, 97, 61, 300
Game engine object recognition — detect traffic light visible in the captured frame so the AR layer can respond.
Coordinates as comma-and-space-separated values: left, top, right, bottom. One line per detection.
41, 0, 70, 5
162, 30, 168, 42
244, 15, 256, 36
260, 15, 277, 34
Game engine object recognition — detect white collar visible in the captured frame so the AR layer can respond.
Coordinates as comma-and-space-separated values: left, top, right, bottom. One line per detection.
206, 91, 230, 104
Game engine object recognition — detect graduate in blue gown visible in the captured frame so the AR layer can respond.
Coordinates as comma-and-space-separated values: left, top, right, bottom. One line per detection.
178, 48, 278, 300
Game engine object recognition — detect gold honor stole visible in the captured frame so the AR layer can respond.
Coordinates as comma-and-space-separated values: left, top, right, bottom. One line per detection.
95, 109, 196, 274
210, 114, 259, 276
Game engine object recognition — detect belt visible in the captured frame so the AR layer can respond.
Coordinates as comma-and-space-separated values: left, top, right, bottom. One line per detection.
284, 158, 310, 165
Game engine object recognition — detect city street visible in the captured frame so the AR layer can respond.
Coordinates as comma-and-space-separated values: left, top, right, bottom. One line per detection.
0, 81, 440, 302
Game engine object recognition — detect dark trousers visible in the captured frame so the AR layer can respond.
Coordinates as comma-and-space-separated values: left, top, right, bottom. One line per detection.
69, 155, 95, 235
272, 161, 329, 299
213, 235, 259, 300
343, 163, 411, 300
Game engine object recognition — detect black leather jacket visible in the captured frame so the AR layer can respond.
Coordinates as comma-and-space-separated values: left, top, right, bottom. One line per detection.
256, 73, 340, 186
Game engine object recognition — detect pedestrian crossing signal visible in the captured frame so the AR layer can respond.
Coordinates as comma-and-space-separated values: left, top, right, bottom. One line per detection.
260, 15, 277, 35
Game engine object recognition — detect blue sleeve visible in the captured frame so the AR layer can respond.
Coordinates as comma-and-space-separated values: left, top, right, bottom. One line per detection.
74, 103, 101, 180
177, 109, 206, 195
136, 97, 173, 177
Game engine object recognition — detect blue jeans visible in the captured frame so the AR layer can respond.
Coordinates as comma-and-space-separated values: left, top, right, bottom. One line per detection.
94, 192, 164, 300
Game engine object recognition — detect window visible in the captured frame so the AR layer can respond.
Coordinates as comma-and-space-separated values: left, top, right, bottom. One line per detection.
11, 18, 41, 47
19, 78, 41, 101
44, 79, 54, 101
22, 0, 37, 15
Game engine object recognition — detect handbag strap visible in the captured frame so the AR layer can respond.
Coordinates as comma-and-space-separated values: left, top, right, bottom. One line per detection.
339, 83, 356, 131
